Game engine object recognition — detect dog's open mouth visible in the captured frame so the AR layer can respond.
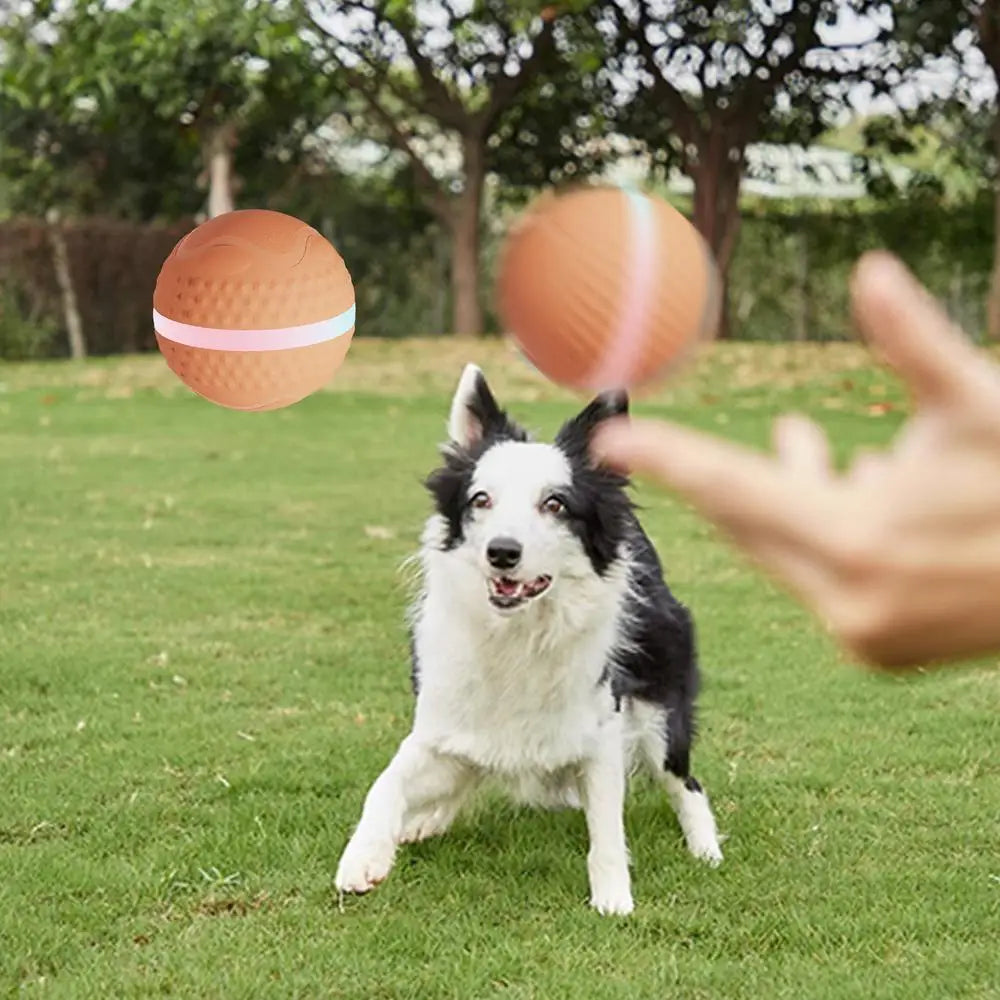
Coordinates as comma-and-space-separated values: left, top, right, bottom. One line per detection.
488, 575, 552, 609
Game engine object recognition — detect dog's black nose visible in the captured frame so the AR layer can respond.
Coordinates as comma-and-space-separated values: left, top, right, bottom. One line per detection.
487, 536, 522, 570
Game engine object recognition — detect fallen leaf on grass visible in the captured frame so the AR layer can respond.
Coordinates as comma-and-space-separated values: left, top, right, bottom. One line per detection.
867, 402, 895, 416
364, 525, 396, 540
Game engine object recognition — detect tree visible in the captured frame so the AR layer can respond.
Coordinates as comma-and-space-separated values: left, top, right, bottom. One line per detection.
967, 1, 1000, 337
590, 0, 962, 335
0, 0, 333, 220
851, 4, 999, 335
485, 23, 616, 207
0, 24, 201, 219
306, 0, 592, 337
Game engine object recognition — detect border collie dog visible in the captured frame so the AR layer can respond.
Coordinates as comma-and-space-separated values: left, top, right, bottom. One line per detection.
335, 364, 722, 915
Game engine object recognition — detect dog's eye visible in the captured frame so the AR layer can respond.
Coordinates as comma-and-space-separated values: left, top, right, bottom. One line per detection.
469, 491, 492, 510
541, 495, 565, 515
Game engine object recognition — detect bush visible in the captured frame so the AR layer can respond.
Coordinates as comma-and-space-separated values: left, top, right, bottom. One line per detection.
0, 278, 58, 359
0, 216, 193, 357
0, 192, 992, 353
730, 195, 992, 341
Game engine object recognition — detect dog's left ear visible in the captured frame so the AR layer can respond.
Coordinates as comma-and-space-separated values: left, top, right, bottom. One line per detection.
447, 363, 528, 449
556, 390, 629, 459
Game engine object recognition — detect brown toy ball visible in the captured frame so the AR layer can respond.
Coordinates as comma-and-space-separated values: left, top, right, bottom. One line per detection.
153, 209, 355, 411
495, 185, 720, 393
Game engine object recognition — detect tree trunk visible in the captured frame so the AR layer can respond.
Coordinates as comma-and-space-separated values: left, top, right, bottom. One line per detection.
978, 5, 1000, 339
449, 134, 486, 337
688, 131, 744, 340
793, 228, 810, 342
989, 114, 1000, 341
202, 121, 237, 219
45, 209, 87, 360
434, 226, 449, 335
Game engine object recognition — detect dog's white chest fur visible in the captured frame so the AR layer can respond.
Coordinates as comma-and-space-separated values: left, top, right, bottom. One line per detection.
411, 583, 623, 778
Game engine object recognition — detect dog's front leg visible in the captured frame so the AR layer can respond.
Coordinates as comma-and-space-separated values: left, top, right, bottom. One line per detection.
580, 728, 633, 916
335, 734, 466, 895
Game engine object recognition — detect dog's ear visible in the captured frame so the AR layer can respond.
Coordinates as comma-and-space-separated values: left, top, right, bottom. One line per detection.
555, 390, 629, 457
447, 363, 527, 449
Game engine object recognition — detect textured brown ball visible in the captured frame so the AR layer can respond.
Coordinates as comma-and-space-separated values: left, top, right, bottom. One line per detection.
496, 185, 720, 393
153, 209, 355, 411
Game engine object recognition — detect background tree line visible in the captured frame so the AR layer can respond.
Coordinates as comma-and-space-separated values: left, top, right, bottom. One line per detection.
0, 0, 997, 358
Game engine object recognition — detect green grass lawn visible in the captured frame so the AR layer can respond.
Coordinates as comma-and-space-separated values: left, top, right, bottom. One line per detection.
1, 344, 998, 999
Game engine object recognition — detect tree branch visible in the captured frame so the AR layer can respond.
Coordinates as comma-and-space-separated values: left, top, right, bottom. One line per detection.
631, 3, 697, 144
734, 5, 822, 115
978, 2, 1000, 78
476, 15, 557, 136
336, 61, 452, 222
343, 40, 432, 118
310, 0, 470, 130
369, 0, 469, 130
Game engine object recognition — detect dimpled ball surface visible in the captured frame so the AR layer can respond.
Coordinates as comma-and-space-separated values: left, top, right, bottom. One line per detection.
153, 209, 355, 411
495, 185, 720, 394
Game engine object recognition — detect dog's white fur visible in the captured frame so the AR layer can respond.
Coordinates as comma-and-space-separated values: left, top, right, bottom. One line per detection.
335, 365, 721, 916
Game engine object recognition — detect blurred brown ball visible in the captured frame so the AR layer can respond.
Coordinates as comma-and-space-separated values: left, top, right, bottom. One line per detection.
495, 185, 720, 394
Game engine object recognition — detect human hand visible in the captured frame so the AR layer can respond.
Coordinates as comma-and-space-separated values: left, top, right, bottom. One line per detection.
592, 252, 1000, 670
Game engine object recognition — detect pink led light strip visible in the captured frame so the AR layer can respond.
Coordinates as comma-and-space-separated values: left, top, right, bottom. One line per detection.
585, 189, 658, 391
153, 303, 356, 352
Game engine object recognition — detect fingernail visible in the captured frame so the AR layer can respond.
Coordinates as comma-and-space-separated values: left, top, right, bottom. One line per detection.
591, 419, 619, 449
590, 424, 631, 472
853, 251, 912, 298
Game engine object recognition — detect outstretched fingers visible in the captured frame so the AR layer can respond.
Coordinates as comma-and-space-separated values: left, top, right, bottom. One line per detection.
592, 417, 832, 550
850, 252, 991, 408
772, 414, 833, 478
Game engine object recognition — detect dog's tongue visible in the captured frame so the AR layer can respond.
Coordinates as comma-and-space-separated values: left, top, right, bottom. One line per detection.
496, 577, 520, 597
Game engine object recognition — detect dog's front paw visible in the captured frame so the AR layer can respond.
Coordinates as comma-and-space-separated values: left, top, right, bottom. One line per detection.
589, 880, 634, 916
686, 832, 723, 867
588, 856, 634, 916
335, 835, 396, 894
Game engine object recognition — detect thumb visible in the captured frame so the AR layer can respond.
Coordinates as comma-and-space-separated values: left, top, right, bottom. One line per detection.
850, 251, 988, 406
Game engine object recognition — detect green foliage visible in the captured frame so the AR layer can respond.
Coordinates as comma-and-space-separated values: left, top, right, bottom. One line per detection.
277, 162, 443, 336
307, 0, 611, 196
589, 0, 969, 168
0, 0, 992, 345
0, 190, 992, 350
855, 103, 996, 205
89, 0, 329, 134
0, 278, 57, 359
487, 13, 614, 193
732, 194, 993, 342
0, 0, 336, 218
839, 4, 991, 202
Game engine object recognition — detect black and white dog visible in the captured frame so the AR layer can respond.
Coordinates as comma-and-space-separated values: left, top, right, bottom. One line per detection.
335, 364, 722, 915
